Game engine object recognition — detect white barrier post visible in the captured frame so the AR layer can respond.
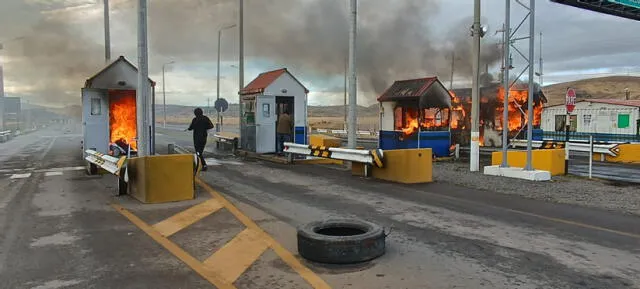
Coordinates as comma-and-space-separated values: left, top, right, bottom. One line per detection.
589, 135, 593, 179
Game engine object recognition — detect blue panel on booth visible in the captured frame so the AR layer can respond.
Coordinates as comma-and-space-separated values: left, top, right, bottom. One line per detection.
533, 129, 543, 141
419, 131, 451, 157
295, 126, 306, 144
379, 130, 451, 157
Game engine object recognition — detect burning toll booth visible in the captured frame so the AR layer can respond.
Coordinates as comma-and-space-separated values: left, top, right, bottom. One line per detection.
377, 77, 453, 157
82, 56, 156, 159
449, 82, 547, 147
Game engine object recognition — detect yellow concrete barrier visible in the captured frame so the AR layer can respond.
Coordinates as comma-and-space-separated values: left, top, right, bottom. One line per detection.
127, 154, 195, 204
491, 149, 565, 176
309, 134, 342, 148
371, 149, 433, 184
593, 144, 640, 164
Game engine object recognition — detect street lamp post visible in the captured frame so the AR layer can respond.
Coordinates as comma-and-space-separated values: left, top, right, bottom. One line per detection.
0, 36, 25, 131
217, 24, 237, 132
162, 61, 174, 129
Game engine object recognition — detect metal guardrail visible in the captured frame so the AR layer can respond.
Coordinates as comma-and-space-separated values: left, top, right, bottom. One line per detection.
85, 150, 127, 175
510, 140, 620, 157
315, 128, 378, 136
0, 130, 11, 143
283, 142, 384, 168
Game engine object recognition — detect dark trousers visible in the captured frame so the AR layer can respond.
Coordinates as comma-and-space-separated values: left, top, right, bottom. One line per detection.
194, 138, 207, 167
277, 133, 291, 153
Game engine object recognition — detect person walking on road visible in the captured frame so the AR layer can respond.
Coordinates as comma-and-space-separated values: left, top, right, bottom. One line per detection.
187, 108, 214, 171
277, 109, 293, 155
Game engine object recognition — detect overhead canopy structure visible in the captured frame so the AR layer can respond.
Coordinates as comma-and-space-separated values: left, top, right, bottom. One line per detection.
550, 0, 640, 21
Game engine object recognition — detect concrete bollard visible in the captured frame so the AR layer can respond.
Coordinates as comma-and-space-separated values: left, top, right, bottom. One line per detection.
168, 144, 175, 154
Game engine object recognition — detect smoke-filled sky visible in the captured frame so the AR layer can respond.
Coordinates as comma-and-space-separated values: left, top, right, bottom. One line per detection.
1, 0, 639, 107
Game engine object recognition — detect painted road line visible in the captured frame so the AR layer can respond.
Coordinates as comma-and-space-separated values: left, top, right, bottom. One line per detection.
111, 204, 236, 289
413, 188, 640, 240
203, 228, 270, 283
44, 171, 63, 177
35, 166, 85, 173
153, 199, 224, 237
196, 178, 332, 289
10, 173, 31, 179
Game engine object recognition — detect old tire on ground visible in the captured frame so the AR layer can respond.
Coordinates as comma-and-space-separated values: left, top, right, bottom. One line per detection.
297, 219, 385, 264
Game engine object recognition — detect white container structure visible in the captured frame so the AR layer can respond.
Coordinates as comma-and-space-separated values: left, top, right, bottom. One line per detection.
541, 99, 640, 142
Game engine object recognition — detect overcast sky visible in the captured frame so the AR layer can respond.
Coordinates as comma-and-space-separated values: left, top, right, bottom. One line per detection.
1, 0, 639, 107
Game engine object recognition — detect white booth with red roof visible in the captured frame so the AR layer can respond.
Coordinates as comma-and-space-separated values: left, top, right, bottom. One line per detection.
239, 68, 309, 153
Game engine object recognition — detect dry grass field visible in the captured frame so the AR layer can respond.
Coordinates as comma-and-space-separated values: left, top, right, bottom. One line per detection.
543, 76, 640, 106
166, 115, 379, 131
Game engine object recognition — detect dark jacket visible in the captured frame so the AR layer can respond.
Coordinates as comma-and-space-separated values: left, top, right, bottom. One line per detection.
188, 115, 214, 143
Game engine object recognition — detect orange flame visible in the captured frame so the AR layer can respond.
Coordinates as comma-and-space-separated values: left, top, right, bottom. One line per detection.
109, 93, 137, 150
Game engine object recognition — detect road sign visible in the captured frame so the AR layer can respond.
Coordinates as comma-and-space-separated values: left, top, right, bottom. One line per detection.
608, 0, 640, 9
565, 88, 576, 113
214, 98, 228, 113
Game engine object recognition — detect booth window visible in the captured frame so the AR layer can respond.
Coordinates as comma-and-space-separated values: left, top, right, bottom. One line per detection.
618, 114, 630, 128
90, 98, 102, 115
243, 100, 256, 125
394, 105, 449, 131
262, 103, 271, 118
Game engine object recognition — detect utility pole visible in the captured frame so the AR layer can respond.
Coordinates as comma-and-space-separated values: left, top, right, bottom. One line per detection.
162, 61, 174, 129
344, 57, 348, 130
449, 51, 455, 89
217, 24, 237, 132
137, 0, 150, 156
539, 32, 543, 87
238, 0, 244, 141
525, 0, 536, 170
347, 0, 357, 149
104, 0, 111, 63
470, 0, 481, 172
501, 0, 510, 168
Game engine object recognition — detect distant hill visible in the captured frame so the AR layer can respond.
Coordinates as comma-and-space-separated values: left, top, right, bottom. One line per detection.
157, 103, 379, 120
543, 76, 640, 106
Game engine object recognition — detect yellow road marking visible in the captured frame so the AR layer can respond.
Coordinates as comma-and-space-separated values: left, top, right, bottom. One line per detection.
203, 228, 270, 283
111, 204, 236, 289
196, 178, 332, 289
153, 199, 223, 237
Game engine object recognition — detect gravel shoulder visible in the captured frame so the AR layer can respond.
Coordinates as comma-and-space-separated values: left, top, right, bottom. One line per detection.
433, 161, 640, 216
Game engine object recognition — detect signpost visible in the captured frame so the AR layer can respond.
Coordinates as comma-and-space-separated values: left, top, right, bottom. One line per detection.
564, 88, 576, 174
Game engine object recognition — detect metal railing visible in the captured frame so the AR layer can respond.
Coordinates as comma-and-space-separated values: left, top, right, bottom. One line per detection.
0, 130, 11, 143
510, 139, 620, 157
85, 150, 127, 175
542, 131, 640, 143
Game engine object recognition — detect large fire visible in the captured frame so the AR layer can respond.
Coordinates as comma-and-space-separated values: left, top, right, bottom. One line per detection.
394, 85, 543, 146
109, 92, 137, 151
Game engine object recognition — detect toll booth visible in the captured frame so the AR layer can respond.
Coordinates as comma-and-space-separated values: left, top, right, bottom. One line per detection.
378, 77, 453, 157
239, 68, 309, 153
82, 56, 156, 158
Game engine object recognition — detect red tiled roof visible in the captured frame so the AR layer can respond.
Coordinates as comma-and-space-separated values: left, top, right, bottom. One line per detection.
239, 68, 310, 95
583, 99, 640, 107
377, 77, 438, 101
240, 69, 287, 95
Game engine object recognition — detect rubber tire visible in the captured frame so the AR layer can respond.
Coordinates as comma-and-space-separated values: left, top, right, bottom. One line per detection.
297, 219, 385, 264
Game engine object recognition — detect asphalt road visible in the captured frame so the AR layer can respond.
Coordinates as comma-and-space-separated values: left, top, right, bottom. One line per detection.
159, 131, 640, 289
1, 125, 639, 288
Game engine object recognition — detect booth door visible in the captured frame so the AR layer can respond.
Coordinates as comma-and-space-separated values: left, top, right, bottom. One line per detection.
81, 88, 109, 154
256, 96, 276, 153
